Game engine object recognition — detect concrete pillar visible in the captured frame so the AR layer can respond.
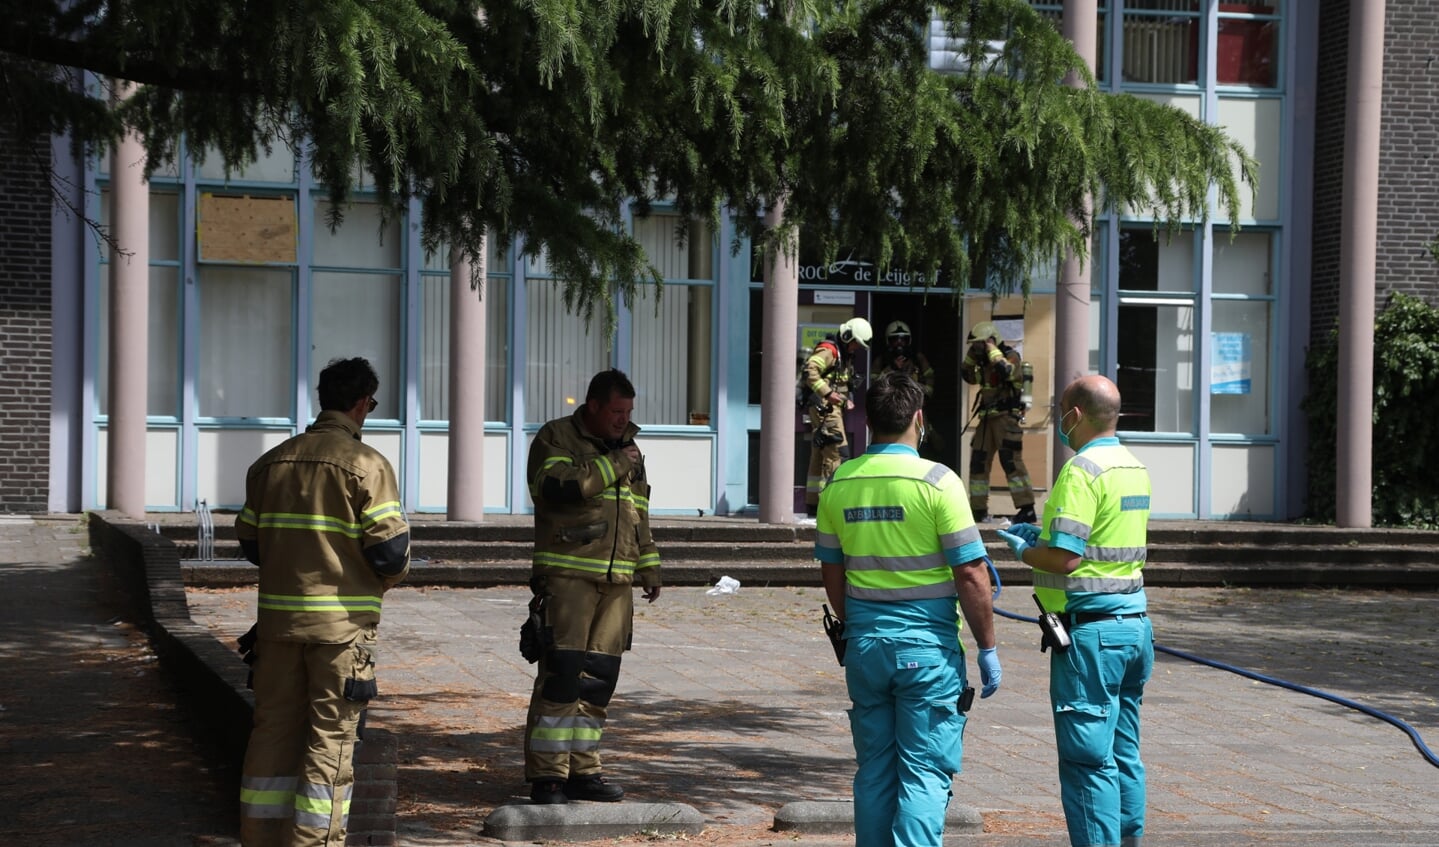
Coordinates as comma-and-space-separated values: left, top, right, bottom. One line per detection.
447, 241, 487, 521
106, 85, 149, 519
1053, 0, 1098, 475
1336, 0, 1385, 528
758, 200, 799, 524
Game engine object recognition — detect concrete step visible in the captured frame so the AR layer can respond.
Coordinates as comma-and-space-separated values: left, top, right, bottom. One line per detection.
176, 533, 1439, 569
156, 521, 806, 545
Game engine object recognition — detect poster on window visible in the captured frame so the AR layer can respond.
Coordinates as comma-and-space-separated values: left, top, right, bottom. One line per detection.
1211, 332, 1252, 395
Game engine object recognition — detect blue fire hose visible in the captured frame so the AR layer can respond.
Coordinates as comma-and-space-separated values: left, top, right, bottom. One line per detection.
986, 559, 1439, 769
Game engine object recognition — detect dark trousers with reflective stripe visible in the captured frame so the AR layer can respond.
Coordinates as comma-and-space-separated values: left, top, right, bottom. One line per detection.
241, 628, 375, 847
525, 574, 633, 781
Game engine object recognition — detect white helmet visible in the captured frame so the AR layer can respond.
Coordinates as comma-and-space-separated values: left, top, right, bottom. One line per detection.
838, 317, 873, 349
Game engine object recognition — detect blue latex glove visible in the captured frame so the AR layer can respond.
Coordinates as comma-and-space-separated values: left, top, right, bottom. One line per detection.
978, 647, 1002, 698
995, 528, 1030, 562
1008, 522, 1041, 545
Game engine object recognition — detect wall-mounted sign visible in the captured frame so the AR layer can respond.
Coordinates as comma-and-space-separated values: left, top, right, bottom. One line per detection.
797, 250, 949, 289
813, 290, 856, 305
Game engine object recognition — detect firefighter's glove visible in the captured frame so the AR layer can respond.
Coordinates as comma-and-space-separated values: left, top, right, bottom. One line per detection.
237, 623, 259, 666
977, 647, 1002, 699
519, 593, 550, 664
236, 623, 259, 691
995, 529, 1030, 562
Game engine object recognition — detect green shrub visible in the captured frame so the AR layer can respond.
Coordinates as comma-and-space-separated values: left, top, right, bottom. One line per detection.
1303, 292, 1439, 527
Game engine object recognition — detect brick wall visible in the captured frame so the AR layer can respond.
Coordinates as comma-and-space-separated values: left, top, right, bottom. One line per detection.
1375, 0, 1439, 307
0, 117, 53, 512
1309, 0, 1349, 348
1312, 0, 1439, 349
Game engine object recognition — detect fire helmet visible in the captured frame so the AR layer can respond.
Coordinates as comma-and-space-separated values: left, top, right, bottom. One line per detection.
967, 321, 1000, 345
838, 317, 873, 349
885, 321, 912, 343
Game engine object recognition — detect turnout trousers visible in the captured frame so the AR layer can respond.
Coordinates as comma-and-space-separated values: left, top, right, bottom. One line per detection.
806, 403, 848, 509
524, 574, 633, 781
845, 637, 969, 847
240, 627, 377, 847
968, 412, 1035, 515
1050, 616, 1154, 847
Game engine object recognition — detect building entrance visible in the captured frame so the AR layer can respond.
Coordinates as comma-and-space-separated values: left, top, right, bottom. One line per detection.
869, 293, 965, 472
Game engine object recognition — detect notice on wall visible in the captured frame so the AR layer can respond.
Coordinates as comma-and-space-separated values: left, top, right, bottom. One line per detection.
198, 193, 297, 264
798, 324, 833, 358
1211, 332, 1252, 395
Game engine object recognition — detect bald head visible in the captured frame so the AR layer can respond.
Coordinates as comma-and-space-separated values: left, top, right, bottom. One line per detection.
1062, 375, 1122, 439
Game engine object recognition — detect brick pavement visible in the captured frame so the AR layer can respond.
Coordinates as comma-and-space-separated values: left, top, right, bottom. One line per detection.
5, 514, 1439, 846
0, 515, 239, 846
185, 579, 1439, 846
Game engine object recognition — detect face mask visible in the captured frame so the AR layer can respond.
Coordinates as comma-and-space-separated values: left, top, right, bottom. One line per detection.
916, 413, 927, 447
1058, 407, 1079, 449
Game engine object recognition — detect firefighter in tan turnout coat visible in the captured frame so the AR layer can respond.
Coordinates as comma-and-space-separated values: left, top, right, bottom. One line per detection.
235, 357, 411, 847
523, 368, 662, 804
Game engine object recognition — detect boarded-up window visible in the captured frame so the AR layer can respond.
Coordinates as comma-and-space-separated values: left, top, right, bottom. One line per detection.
198, 194, 297, 264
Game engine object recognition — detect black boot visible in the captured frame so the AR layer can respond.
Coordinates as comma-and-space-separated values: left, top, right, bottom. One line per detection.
565, 773, 624, 802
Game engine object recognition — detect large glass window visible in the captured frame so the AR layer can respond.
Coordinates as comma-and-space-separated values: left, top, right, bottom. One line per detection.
311, 272, 402, 419
96, 190, 182, 417
1119, 225, 1196, 292
1211, 230, 1274, 435
1117, 300, 1194, 433
313, 200, 401, 269
1209, 299, 1270, 434
628, 214, 715, 426
1117, 225, 1196, 434
1121, 0, 1200, 86
307, 198, 403, 419
97, 267, 181, 417
525, 271, 608, 425
195, 144, 296, 184
1217, 1, 1281, 88
418, 236, 512, 423
197, 267, 294, 418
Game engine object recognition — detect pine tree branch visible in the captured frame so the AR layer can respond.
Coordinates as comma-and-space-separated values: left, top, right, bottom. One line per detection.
0, 28, 257, 94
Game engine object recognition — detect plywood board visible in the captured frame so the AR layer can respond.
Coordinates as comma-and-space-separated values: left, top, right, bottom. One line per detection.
198, 193, 297, 264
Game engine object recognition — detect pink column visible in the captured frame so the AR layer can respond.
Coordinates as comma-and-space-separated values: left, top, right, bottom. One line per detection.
1336, 0, 1385, 528
447, 242, 487, 521
107, 85, 149, 518
758, 200, 799, 524
1053, 0, 1098, 476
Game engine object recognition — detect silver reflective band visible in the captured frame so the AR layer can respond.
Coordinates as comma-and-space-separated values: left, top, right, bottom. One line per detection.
847, 582, 957, 601
1033, 571, 1145, 594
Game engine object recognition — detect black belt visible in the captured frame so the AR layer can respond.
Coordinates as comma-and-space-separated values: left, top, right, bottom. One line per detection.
1068, 612, 1148, 626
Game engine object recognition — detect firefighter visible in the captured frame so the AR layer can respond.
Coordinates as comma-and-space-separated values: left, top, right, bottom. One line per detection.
798, 317, 872, 518
874, 320, 936, 399
235, 357, 411, 847
960, 321, 1038, 524
524, 368, 662, 804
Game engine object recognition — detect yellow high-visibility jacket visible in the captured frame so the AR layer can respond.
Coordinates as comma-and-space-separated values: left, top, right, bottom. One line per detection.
236, 411, 410, 643
528, 409, 661, 588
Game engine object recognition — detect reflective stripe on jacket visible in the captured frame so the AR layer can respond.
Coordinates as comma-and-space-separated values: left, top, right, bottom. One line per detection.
528, 410, 661, 588
814, 444, 988, 644
1034, 439, 1149, 614
802, 339, 855, 399
235, 410, 410, 642
961, 345, 1023, 414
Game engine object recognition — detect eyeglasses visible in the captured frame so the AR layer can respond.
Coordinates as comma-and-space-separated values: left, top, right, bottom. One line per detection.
366, 397, 378, 413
